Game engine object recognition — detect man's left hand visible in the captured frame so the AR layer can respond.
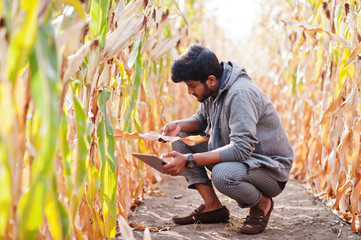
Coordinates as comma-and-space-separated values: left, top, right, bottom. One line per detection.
161, 151, 188, 176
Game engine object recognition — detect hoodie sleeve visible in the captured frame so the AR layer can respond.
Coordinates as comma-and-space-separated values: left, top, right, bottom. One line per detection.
190, 103, 208, 132
217, 88, 261, 162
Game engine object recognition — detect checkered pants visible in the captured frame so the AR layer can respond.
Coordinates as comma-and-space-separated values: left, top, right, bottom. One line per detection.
172, 132, 285, 208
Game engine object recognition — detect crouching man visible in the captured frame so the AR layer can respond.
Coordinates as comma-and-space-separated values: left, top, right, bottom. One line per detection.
160, 44, 293, 234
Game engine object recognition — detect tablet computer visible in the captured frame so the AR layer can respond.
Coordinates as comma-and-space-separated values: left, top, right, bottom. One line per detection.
132, 153, 167, 174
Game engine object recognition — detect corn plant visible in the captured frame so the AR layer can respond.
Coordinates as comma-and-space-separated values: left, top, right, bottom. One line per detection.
0, 0, 202, 239
239, 0, 361, 233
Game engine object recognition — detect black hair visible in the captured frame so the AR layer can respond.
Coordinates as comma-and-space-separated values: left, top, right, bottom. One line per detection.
171, 44, 223, 83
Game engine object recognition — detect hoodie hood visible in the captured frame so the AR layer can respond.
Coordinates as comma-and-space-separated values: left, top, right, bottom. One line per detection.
204, 61, 250, 151
215, 61, 250, 102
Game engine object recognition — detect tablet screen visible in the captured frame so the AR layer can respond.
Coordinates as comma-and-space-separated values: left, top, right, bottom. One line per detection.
132, 153, 167, 174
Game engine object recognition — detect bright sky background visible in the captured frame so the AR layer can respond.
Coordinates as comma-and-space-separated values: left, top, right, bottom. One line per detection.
204, 0, 261, 40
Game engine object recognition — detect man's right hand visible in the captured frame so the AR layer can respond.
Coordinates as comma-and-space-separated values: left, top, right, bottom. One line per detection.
159, 122, 181, 139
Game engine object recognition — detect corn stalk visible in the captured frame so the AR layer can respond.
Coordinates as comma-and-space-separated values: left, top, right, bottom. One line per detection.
239, 0, 361, 233
0, 0, 201, 239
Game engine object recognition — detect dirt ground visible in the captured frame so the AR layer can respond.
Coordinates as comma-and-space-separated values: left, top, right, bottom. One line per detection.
123, 176, 359, 240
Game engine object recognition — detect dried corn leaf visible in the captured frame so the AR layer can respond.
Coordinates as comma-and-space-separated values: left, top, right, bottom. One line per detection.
102, 14, 146, 61
150, 35, 181, 61
351, 180, 361, 232
118, 215, 135, 240
143, 227, 151, 240
56, 21, 88, 57
282, 18, 351, 48
114, 129, 208, 146
63, 39, 98, 82
181, 135, 209, 146
116, 0, 145, 24
129, 221, 164, 232
344, 42, 361, 66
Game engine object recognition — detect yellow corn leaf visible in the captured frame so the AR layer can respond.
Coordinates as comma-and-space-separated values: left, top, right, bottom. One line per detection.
113, 57, 126, 80
6, 0, 39, 83
64, 0, 86, 19
0, 142, 11, 238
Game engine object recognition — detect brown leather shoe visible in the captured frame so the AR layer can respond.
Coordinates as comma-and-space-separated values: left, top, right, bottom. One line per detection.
172, 204, 230, 225
240, 198, 274, 234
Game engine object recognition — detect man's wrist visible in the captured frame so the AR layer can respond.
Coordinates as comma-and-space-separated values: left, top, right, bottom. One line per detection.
186, 153, 196, 169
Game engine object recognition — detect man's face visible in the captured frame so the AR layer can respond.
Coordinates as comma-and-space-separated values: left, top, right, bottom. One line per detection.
184, 80, 214, 102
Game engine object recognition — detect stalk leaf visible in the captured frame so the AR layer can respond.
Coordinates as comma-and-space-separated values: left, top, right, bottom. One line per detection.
18, 21, 60, 240
90, 0, 110, 48
64, 0, 86, 19
86, 160, 104, 239
73, 96, 88, 194
0, 141, 11, 238
97, 88, 117, 238
6, 0, 39, 83
124, 43, 143, 131
17, 179, 46, 240
45, 176, 70, 240
59, 111, 72, 200
69, 95, 88, 239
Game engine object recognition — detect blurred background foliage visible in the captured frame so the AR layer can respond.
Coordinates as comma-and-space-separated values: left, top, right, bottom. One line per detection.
1, 0, 361, 239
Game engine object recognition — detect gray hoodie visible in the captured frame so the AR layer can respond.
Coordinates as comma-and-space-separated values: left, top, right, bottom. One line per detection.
192, 61, 294, 182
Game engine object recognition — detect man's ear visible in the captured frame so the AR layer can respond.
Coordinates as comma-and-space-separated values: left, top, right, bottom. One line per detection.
207, 75, 217, 86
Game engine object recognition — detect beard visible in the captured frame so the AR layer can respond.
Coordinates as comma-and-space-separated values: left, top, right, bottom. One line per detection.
194, 83, 215, 102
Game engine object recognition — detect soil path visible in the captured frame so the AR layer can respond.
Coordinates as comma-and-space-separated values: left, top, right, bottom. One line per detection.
125, 176, 358, 240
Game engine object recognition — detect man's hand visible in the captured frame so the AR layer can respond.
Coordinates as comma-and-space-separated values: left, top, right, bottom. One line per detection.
159, 122, 181, 137
161, 151, 188, 176
158, 122, 181, 143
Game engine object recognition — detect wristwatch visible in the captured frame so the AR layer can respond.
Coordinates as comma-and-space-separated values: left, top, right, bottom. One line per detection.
186, 153, 197, 169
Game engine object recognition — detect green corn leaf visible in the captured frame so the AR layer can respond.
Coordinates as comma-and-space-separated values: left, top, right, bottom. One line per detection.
57, 198, 71, 240
124, 43, 143, 131
90, 0, 110, 48
69, 95, 88, 231
73, 96, 88, 194
97, 88, 117, 238
28, 24, 60, 177
0, 141, 11, 238
17, 179, 46, 240
59, 111, 72, 199
6, 0, 39, 83
18, 22, 60, 240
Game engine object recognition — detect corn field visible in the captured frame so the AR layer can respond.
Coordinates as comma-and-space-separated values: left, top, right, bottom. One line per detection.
0, 0, 202, 239
2, 0, 361, 239
239, 0, 361, 233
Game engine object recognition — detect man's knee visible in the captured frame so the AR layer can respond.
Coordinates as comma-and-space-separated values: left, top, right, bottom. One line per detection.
212, 164, 238, 193
171, 132, 191, 154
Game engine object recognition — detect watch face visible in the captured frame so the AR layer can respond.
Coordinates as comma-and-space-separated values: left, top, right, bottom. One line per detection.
187, 161, 196, 169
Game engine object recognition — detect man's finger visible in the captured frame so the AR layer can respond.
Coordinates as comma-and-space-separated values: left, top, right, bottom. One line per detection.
162, 152, 176, 158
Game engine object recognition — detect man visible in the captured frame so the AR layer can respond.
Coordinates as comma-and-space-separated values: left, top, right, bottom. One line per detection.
159, 44, 293, 234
